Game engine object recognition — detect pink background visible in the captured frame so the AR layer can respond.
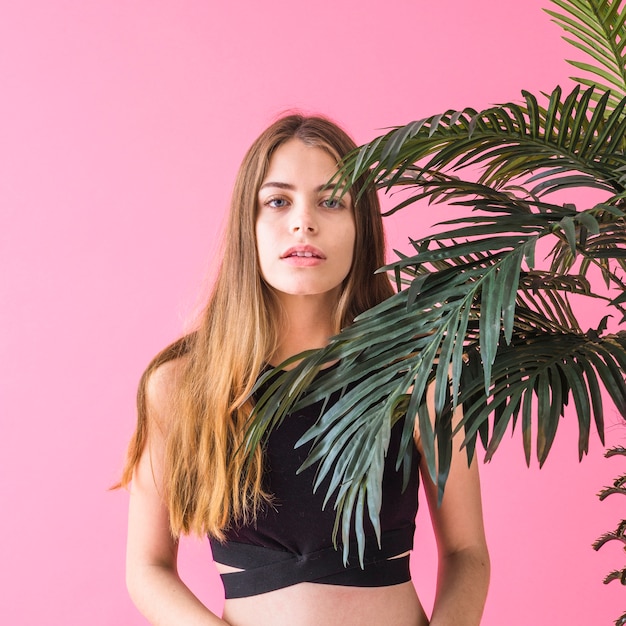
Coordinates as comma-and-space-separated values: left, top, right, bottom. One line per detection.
1, 1, 624, 624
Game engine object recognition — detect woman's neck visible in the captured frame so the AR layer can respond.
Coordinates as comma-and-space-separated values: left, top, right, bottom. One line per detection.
270, 292, 338, 366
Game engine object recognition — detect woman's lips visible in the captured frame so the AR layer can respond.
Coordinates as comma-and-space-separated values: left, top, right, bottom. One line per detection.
280, 245, 325, 267
281, 254, 324, 267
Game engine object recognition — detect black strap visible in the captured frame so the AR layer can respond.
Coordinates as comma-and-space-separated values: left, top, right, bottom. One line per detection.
211, 527, 414, 599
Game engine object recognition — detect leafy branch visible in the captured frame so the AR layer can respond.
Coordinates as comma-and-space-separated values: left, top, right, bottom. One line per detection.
545, 0, 626, 106
593, 446, 626, 625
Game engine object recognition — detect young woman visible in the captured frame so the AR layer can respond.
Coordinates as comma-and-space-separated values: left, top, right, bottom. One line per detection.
120, 115, 490, 625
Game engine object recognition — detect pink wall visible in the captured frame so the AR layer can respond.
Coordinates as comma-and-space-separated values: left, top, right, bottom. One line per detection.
1, 1, 623, 624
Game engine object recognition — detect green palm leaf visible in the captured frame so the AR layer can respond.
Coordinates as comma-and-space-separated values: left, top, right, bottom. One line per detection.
339, 85, 626, 199
459, 330, 626, 464
545, 0, 626, 105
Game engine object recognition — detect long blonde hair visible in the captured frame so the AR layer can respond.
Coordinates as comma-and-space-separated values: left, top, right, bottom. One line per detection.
118, 115, 394, 538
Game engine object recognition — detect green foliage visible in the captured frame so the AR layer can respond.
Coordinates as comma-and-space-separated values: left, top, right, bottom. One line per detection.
247, 0, 626, 564
593, 446, 626, 625
545, 0, 626, 107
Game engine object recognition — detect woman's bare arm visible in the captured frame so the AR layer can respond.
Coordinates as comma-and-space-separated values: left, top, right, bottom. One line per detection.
126, 361, 230, 626
416, 386, 490, 626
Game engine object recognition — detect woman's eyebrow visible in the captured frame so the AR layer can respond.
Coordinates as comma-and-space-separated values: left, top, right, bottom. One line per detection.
259, 181, 295, 190
259, 182, 346, 192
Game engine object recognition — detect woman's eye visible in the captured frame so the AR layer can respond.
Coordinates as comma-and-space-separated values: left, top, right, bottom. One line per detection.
322, 198, 343, 209
266, 197, 288, 208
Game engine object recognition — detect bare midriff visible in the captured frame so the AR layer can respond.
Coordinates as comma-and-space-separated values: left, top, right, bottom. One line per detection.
216, 562, 429, 626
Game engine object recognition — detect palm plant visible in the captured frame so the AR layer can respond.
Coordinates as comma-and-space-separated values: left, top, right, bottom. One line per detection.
248, 0, 626, 564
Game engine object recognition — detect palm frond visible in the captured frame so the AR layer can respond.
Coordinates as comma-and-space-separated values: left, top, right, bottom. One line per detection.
460, 330, 626, 466
593, 520, 626, 549
607, 446, 626, 457
338, 86, 626, 199
603, 568, 626, 584
251, 311, 626, 554
545, 0, 626, 105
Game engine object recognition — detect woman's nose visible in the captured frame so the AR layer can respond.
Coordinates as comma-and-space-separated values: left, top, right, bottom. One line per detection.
290, 203, 317, 233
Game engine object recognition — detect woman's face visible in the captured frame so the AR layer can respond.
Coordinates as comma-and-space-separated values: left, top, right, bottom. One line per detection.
255, 139, 356, 306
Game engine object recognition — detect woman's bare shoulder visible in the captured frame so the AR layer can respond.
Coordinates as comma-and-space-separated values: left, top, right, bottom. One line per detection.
144, 355, 189, 432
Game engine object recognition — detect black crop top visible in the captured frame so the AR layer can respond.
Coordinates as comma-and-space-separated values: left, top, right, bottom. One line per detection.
209, 368, 420, 598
